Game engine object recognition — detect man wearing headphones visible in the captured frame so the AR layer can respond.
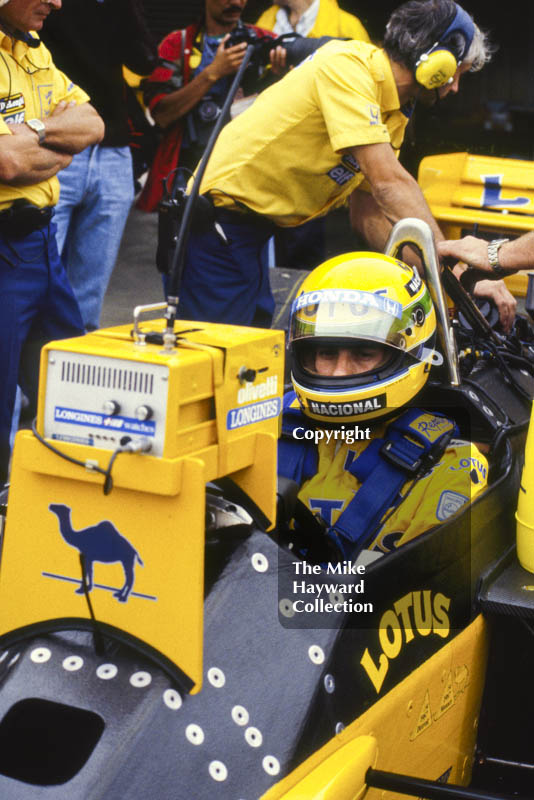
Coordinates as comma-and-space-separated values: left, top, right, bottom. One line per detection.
0, 0, 104, 485
176, 0, 507, 328
279, 252, 487, 562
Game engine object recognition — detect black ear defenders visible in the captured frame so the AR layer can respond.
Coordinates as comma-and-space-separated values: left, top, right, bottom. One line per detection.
414, 3, 475, 89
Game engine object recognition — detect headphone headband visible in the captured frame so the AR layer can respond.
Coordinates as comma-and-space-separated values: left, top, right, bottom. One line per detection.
436, 3, 475, 62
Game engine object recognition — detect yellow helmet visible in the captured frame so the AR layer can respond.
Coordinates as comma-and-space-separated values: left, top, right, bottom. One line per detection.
289, 252, 438, 424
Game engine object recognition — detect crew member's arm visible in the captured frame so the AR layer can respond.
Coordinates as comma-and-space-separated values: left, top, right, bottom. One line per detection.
349, 142, 445, 247
348, 160, 517, 332
438, 233, 534, 274
0, 127, 72, 186
150, 38, 248, 129
38, 101, 104, 154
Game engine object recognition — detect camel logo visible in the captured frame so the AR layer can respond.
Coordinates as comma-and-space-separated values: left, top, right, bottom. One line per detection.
48, 503, 145, 603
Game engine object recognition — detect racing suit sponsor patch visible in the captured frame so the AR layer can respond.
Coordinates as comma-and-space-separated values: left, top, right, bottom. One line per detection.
436, 490, 468, 521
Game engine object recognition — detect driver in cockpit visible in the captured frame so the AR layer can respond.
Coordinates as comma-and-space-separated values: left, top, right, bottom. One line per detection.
278, 252, 487, 561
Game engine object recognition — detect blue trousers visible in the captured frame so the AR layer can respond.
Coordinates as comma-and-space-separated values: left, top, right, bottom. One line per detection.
54, 145, 134, 330
170, 210, 275, 328
0, 223, 84, 483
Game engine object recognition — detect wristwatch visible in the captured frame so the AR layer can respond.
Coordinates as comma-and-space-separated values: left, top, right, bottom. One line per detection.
487, 238, 510, 278
25, 118, 46, 145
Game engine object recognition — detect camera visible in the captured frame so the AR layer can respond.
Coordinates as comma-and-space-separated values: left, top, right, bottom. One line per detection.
197, 98, 222, 123
225, 28, 343, 70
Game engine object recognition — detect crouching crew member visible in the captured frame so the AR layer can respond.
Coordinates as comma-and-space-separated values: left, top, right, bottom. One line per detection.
0, 0, 104, 485
279, 253, 487, 561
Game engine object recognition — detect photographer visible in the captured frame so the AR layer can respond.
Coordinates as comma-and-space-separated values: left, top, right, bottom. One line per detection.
137, 0, 275, 212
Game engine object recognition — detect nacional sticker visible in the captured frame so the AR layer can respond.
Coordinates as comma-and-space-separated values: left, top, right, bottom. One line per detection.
227, 398, 281, 430
308, 394, 386, 417
436, 490, 468, 522
404, 269, 422, 297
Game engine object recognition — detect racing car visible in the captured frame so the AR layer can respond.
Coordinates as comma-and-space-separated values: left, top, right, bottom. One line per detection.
0, 218, 533, 799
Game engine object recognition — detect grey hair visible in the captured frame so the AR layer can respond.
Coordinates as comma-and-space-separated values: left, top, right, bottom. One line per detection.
465, 25, 495, 72
383, 0, 495, 73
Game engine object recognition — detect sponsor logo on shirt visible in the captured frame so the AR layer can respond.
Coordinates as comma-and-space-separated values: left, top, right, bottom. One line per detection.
327, 153, 361, 187
0, 93, 24, 114
0, 93, 25, 124
436, 490, 468, 521
368, 104, 380, 125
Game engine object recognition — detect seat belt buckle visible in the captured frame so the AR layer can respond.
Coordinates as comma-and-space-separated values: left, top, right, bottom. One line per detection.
380, 440, 425, 474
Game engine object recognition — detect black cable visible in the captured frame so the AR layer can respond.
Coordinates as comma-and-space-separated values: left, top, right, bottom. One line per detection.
79, 554, 106, 656
31, 418, 128, 495
165, 43, 255, 309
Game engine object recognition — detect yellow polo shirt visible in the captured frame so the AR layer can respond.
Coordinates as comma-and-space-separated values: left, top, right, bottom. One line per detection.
256, 0, 370, 42
199, 40, 408, 226
0, 31, 89, 209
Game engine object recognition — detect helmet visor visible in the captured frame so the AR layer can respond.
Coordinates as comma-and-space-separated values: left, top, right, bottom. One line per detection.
290, 287, 433, 359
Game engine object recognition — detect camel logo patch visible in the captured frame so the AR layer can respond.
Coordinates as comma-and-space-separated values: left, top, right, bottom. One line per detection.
47, 503, 151, 603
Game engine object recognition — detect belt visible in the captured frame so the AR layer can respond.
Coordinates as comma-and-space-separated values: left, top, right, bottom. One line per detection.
212, 204, 274, 233
0, 201, 53, 239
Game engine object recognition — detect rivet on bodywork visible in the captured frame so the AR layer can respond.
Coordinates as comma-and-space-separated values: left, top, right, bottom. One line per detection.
130, 671, 152, 688
63, 656, 84, 672
251, 553, 269, 572
324, 674, 335, 693
96, 663, 118, 680
279, 598, 295, 618
308, 645, 325, 665
262, 756, 281, 776
30, 647, 51, 664
186, 723, 205, 745
231, 705, 249, 726
245, 726, 263, 748
208, 667, 226, 688
163, 689, 182, 710
209, 760, 228, 781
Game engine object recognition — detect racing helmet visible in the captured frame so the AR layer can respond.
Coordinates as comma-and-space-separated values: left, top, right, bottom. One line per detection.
289, 252, 439, 424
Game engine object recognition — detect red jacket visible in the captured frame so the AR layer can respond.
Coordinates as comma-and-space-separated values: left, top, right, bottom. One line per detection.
137, 22, 273, 212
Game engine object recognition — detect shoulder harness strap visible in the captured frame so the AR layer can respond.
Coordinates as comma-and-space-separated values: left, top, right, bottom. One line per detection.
278, 392, 318, 485
327, 408, 459, 560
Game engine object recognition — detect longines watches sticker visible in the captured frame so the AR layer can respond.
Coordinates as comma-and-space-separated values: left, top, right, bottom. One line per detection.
227, 398, 281, 429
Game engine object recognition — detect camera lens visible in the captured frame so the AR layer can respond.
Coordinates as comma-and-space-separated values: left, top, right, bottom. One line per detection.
198, 99, 221, 122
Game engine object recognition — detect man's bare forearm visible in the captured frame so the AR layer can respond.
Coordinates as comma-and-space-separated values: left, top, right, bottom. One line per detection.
0, 130, 72, 186
438, 232, 534, 273
370, 171, 444, 245
42, 102, 104, 154
350, 142, 444, 251
152, 71, 218, 129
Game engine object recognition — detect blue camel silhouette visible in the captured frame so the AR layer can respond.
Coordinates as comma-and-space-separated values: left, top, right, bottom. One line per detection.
49, 503, 144, 602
